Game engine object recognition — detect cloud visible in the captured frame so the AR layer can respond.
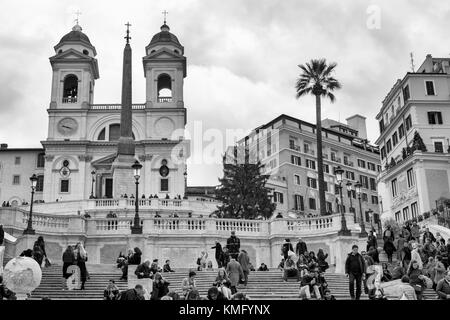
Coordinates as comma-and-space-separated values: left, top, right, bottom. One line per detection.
1, 0, 450, 186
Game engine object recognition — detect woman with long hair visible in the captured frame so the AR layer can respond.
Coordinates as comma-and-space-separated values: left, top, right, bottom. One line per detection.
407, 260, 426, 300
214, 268, 229, 286
62, 245, 75, 289
75, 242, 88, 290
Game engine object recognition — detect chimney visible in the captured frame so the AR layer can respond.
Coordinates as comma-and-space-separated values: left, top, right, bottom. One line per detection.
346, 115, 367, 140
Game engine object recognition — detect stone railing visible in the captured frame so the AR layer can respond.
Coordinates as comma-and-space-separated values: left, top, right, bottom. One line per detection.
89, 104, 146, 110
0, 208, 359, 238
91, 198, 190, 211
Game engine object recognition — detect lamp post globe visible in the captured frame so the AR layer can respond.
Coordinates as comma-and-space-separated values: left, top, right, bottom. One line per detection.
23, 174, 38, 235
334, 166, 350, 236
131, 160, 143, 234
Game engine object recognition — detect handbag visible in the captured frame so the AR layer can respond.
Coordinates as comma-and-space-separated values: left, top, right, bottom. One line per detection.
45, 257, 52, 267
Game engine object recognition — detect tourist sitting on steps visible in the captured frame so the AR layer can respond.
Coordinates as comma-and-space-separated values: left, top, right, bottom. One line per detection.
0, 276, 17, 300
135, 260, 152, 279
436, 270, 450, 299
381, 263, 393, 282
317, 248, 329, 273
281, 239, 294, 260
163, 259, 175, 272
119, 284, 145, 300
181, 271, 197, 298
207, 286, 225, 300
257, 263, 269, 271
407, 260, 427, 300
299, 270, 321, 300
296, 255, 309, 278
214, 268, 229, 286
391, 261, 406, 280
151, 273, 170, 300
322, 289, 336, 300
104, 280, 120, 300
283, 255, 299, 282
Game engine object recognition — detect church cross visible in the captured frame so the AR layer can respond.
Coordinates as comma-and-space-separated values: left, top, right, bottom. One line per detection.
74, 10, 82, 25
125, 22, 132, 44
162, 10, 168, 24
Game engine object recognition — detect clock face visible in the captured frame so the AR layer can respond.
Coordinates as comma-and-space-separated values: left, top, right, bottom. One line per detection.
57, 118, 78, 136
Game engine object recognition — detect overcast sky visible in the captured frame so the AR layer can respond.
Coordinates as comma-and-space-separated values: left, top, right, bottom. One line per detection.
1, 0, 450, 186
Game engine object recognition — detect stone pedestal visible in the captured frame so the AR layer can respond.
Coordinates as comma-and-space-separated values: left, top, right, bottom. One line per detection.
0, 246, 5, 275
112, 154, 137, 198
331, 235, 367, 274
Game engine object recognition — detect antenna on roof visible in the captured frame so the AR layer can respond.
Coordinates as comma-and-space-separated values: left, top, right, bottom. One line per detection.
410, 52, 415, 72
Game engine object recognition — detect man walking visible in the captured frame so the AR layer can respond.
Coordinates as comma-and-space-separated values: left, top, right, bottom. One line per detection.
237, 249, 250, 287
295, 238, 308, 257
345, 245, 366, 300
227, 231, 240, 260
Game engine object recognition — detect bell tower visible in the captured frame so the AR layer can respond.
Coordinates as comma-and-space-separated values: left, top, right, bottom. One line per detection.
143, 21, 186, 108
49, 23, 99, 110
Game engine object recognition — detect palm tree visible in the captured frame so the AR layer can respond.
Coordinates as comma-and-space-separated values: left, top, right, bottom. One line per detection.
296, 59, 341, 216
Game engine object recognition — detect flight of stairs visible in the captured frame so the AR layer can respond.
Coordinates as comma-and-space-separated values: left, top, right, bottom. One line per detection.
27, 264, 437, 300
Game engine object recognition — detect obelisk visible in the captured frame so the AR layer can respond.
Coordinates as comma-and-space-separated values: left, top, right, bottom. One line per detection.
112, 23, 136, 198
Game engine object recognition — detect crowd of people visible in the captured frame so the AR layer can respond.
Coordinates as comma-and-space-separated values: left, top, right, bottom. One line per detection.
345, 222, 450, 300
278, 238, 333, 300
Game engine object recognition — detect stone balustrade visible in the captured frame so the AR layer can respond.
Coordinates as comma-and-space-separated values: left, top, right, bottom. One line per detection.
0, 208, 359, 238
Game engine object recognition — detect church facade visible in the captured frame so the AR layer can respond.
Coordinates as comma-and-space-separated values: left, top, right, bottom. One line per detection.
1, 22, 190, 205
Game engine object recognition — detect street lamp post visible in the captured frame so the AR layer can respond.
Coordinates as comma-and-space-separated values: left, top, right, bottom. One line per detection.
89, 170, 96, 199
346, 181, 355, 221
131, 160, 143, 234
335, 166, 351, 236
183, 169, 187, 199
355, 181, 368, 238
23, 174, 38, 235
367, 208, 374, 232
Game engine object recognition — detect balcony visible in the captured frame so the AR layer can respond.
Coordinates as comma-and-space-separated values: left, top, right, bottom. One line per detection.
90, 104, 145, 110
305, 149, 315, 156
289, 145, 301, 152
331, 157, 342, 164
158, 97, 172, 103
62, 97, 77, 104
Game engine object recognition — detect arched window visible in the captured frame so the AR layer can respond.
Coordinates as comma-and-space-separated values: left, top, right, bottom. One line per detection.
63, 75, 78, 103
157, 74, 172, 103
97, 124, 135, 141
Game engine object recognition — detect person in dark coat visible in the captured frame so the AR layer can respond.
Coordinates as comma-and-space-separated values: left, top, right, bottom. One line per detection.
32, 236, 47, 267
150, 273, 170, 300
281, 239, 294, 260
62, 245, 75, 280
237, 250, 250, 286
0, 225, 4, 246
383, 239, 396, 264
211, 240, 224, 268
345, 245, 366, 300
422, 228, 436, 244
295, 238, 308, 257
119, 284, 145, 300
367, 230, 378, 252
226, 257, 244, 294
317, 249, 329, 272
163, 260, 175, 272
222, 247, 230, 267
226, 231, 240, 260
207, 286, 225, 300
135, 260, 152, 279
104, 280, 120, 300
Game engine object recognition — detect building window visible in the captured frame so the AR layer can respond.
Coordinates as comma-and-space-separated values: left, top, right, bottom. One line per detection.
14, 157, 21, 165
369, 178, 377, 191
360, 175, 369, 189
12, 175, 20, 185
37, 153, 45, 168
368, 162, 376, 171
307, 177, 317, 189
326, 201, 332, 213
324, 183, 329, 192
411, 202, 418, 219
157, 73, 173, 102
398, 124, 405, 139
346, 171, 355, 181
273, 192, 284, 204
309, 198, 317, 210
403, 85, 410, 101
36, 175, 44, 192
357, 159, 366, 169
391, 179, 398, 197
379, 119, 385, 134
403, 207, 410, 221
362, 193, 368, 202
294, 175, 301, 185
395, 211, 400, 222
381, 147, 386, 160
434, 141, 444, 153
306, 159, 316, 170
371, 195, 379, 205
428, 112, 443, 125
386, 140, 392, 154
425, 81, 435, 96
160, 178, 169, 192
303, 143, 310, 154
294, 195, 304, 211
291, 155, 301, 166
63, 74, 78, 103
323, 164, 329, 174
407, 168, 415, 188
392, 132, 398, 146
405, 115, 412, 131
377, 165, 381, 172
60, 179, 70, 193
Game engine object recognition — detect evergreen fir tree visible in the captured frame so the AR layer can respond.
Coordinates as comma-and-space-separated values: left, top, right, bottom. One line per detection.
216, 154, 276, 220
412, 131, 427, 152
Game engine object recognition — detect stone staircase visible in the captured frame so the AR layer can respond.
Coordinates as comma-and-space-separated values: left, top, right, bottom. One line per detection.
27, 263, 437, 300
